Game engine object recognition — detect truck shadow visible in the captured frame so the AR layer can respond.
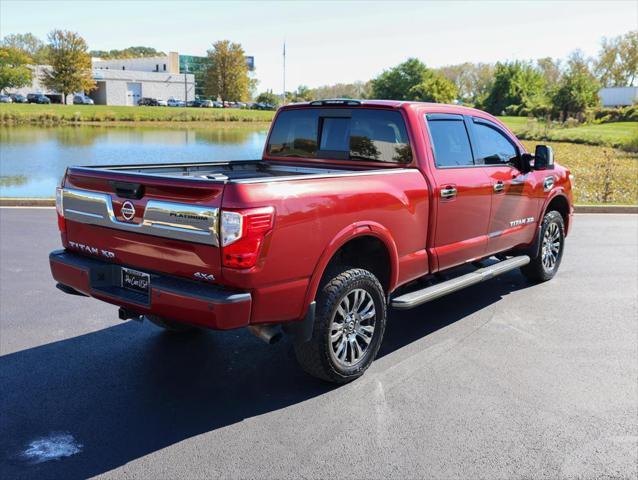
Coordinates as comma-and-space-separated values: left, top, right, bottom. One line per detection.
0, 271, 530, 480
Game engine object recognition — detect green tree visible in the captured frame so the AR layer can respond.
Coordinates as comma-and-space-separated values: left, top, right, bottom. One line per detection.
409, 70, 458, 103
482, 61, 545, 115
370, 58, 428, 100
595, 31, 638, 87
552, 51, 600, 119
0, 47, 33, 92
286, 85, 314, 103
204, 40, 250, 102
1, 32, 48, 64
89, 46, 166, 59
41, 30, 95, 104
255, 90, 280, 106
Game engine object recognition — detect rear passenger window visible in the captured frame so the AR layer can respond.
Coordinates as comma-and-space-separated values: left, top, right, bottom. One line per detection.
427, 119, 474, 167
473, 122, 518, 165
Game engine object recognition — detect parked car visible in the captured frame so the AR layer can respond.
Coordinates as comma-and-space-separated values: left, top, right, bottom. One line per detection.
138, 97, 159, 106
254, 102, 275, 110
211, 101, 223, 108
73, 94, 94, 105
167, 98, 185, 107
10, 94, 28, 103
189, 99, 213, 108
0, 94, 12, 103
27, 93, 51, 104
50, 99, 573, 383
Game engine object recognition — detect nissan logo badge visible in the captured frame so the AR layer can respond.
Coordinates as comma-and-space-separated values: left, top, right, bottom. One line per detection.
121, 201, 136, 221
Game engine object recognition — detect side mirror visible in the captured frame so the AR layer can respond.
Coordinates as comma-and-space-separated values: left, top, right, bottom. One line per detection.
534, 145, 554, 170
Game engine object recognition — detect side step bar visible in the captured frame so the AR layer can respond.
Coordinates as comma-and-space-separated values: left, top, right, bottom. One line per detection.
391, 255, 530, 310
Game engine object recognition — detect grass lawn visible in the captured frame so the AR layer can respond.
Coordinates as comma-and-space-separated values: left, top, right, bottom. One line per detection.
0, 103, 276, 124
500, 116, 637, 151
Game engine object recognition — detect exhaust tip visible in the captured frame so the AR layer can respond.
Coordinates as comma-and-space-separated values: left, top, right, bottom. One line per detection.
248, 325, 283, 345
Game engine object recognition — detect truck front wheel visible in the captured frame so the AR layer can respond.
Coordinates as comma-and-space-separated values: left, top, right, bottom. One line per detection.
521, 210, 565, 282
294, 268, 387, 383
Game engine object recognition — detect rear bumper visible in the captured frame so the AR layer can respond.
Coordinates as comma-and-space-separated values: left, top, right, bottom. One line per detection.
49, 250, 251, 329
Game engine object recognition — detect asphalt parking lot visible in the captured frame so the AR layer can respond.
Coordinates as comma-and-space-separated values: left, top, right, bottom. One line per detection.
1, 209, 636, 480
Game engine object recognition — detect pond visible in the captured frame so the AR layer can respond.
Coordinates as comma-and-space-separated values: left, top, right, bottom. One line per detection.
0, 125, 269, 197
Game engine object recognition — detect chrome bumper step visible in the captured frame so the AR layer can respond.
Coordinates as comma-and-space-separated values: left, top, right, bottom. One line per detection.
391, 255, 530, 310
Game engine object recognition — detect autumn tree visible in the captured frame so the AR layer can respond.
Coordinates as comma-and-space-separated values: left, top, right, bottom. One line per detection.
41, 30, 95, 104
436, 62, 494, 105
1, 32, 48, 64
204, 40, 250, 102
0, 47, 33, 92
595, 31, 638, 87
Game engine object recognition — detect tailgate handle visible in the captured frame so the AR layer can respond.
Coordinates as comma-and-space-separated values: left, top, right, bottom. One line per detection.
112, 181, 145, 199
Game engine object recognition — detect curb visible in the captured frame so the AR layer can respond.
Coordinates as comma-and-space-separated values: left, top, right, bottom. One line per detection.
1, 198, 55, 207
1, 198, 637, 213
574, 205, 638, 214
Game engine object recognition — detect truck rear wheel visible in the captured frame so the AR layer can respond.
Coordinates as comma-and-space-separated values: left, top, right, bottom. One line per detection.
145, 315, 198, 333
521, 210, 565, 282
294, 268, 387, 383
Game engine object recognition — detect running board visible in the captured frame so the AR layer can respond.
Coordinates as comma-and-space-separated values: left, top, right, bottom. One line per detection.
391, 255, 530, 310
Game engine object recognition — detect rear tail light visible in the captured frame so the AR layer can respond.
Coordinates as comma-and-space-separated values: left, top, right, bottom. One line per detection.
55, 187, 66, 233
221, 206, 274, 269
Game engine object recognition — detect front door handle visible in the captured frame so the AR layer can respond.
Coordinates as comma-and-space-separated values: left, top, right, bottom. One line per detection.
493, 181, 505, 193
440, 187, 457, 199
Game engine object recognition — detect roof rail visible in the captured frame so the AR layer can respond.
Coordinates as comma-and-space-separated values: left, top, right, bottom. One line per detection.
308, 99, 362, 106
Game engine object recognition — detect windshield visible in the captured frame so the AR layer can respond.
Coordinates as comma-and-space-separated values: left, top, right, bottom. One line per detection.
267, 108, 412, 163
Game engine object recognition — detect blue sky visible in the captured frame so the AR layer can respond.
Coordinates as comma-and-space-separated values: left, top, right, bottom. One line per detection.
1, 0, 636, 93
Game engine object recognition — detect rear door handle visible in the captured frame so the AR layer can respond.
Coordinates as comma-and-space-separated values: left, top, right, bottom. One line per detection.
493, 181, 505, 193
440, 187, 457, 199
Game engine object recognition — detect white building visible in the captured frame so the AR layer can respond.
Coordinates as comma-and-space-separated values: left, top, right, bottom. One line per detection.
598, 87, 638, 107
8, 51, 195, 106
92, 52, 181, 74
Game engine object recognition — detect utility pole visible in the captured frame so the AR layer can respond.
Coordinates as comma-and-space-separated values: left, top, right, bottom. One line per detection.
184, 63, 188, 104
282, 40, 286, 105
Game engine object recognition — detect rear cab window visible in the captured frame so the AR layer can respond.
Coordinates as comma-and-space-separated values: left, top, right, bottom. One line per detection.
267, 108, 412, 164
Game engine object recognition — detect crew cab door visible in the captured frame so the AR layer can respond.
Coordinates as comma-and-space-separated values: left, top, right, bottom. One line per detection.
467, 117, 541, 254
425, 114, 491, 271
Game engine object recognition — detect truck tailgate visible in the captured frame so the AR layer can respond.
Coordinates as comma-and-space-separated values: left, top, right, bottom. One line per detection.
60, 167, 224, 282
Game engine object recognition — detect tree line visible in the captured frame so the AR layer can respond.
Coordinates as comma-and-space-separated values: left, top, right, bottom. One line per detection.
2, 29, 635, 115
263, 30, 636, 120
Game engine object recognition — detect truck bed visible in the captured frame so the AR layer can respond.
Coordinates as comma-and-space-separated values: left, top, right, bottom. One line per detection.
75, 160, 356, 183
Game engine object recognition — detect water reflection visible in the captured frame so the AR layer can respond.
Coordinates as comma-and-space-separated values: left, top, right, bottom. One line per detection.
0, 125, 269, 197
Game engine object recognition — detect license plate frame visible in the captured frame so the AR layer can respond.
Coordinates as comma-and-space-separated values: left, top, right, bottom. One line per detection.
121, 267, 150, 295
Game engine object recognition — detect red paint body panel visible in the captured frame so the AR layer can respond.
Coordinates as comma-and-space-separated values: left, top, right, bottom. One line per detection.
51, 101, 573, 330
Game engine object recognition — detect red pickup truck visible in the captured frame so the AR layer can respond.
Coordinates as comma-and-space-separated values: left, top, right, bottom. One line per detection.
50, 99, 573, 383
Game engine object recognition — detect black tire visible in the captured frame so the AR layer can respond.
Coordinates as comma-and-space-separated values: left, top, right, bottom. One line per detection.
145, 315, 198, 333
294, 268, 387, 383
521, 210, 565, 282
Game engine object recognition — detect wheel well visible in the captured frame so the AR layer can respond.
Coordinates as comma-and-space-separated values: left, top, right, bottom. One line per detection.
545, 195, 570, 231
323, 236, 391, 293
